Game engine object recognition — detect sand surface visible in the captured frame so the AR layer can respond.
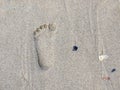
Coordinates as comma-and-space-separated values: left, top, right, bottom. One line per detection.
0, 0, 120, 90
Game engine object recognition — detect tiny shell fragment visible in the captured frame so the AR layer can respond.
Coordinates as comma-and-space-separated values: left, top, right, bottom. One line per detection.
102, 76, 110, 80
99, 55, 109, 61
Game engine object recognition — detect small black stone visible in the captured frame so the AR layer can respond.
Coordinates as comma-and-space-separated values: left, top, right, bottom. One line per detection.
111, 68, 116, 72
72, 46, 78, 51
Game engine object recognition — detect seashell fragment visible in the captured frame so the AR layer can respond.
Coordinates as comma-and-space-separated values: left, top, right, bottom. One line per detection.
99, 55, 109, 61
102, 76, 110, 80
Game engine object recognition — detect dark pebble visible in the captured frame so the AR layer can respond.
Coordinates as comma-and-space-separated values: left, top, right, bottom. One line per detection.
111, 68, 116, 72
72, 46, 78, 51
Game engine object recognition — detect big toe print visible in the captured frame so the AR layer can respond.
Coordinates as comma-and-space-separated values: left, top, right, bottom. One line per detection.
34, 23, 57, 70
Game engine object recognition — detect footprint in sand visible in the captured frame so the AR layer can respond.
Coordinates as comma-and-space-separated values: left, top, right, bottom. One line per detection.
34, 23, 57, 70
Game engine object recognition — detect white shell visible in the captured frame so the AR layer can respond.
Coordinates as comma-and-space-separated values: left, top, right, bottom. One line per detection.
99, 55, 109, 61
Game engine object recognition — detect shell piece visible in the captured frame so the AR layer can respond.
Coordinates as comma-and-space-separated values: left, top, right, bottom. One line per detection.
99, 55, 109, 61
102, 76, 110, 80
48, 23, 56, 31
